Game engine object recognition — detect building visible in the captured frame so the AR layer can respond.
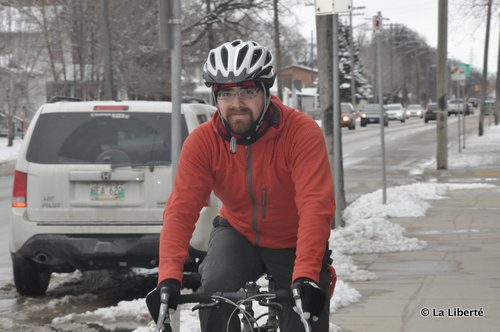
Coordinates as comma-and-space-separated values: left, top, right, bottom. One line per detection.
279, 65, 318, 90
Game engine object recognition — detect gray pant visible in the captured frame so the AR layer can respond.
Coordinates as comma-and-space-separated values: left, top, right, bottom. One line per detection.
197, 220, 331, 332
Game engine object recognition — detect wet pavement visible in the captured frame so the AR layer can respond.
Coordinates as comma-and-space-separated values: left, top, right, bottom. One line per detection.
332, 166, 500, 332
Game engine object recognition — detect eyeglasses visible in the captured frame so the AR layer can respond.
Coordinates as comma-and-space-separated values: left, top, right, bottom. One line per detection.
217, 87, 260, 101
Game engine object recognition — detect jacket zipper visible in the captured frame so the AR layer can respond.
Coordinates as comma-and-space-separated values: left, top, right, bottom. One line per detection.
246, 145, 260, 245
261, 188, 267, 219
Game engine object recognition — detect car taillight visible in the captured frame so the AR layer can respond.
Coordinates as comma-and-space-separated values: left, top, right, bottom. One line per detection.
12, 171, 27, 208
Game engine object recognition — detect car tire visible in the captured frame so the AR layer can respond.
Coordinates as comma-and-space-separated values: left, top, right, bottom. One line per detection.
425, 118, 429, 123
12, 254, 50, 296
384, 121, 388, 127
361, 123, 366, 127
400, 119, 405, 123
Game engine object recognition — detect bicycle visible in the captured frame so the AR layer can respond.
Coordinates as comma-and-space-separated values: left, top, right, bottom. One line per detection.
154, 273, 312, 332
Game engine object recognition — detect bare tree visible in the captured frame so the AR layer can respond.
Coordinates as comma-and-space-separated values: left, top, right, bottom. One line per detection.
1, 4, 45, 146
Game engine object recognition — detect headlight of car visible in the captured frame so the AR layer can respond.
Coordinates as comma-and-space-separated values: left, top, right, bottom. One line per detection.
361, 113, 367, 118
397, 112, 401, 117
342, 116, 349, 122
417, 110, 422, 115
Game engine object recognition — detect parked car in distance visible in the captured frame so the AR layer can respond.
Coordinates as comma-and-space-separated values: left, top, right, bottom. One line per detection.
424, 102, 438, 123
360, 104, 388, 127
468, 97, 479, 109
385, 103, 406, 123
483, 99, 496, 115
447, 99, 469, 116
341, 102, 356, 130
10, 99, 219, 296
407, 104, 424, 118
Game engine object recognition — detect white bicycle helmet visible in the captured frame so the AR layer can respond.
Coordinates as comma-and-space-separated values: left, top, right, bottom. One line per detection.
203, 39, 276, 88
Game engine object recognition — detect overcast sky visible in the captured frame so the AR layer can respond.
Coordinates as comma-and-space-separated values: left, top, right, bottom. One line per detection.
293, 0, 499, 75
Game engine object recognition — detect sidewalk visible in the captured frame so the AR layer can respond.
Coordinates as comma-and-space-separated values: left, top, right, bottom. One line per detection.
331, 165, 500, 332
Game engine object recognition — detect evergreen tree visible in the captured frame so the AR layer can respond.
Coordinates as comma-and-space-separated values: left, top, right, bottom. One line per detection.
338, 21, 372, 103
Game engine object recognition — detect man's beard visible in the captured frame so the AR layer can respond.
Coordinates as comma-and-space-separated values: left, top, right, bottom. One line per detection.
226, 106, 256, 134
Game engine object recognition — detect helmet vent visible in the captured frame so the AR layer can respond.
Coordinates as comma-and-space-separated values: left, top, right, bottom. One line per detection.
265, 53, 272, 65
221, 47, 229, 70
251, 49, 262, 67
231, 40, 241, 47
260, 67, 271, 76
209, 52, 216, 67
237, 45, 248, 68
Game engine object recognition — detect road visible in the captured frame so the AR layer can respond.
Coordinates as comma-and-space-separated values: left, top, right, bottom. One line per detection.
0, 113, 481, 330
342, 114, 479, 202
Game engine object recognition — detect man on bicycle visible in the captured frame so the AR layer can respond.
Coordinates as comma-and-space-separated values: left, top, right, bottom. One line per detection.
149, 39, 335, 331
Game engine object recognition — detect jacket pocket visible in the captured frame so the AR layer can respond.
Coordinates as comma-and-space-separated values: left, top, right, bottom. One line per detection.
261, 188, 267, 219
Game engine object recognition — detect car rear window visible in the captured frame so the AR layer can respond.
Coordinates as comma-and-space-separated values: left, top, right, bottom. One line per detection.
363, 105, 381, 113
26, 112, 189, 164
340, 103, 353, 113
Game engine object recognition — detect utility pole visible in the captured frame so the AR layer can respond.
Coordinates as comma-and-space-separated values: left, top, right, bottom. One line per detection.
375, 12, 387, 204
273, 0, 283, 100
100, 0, 114, 100
494, 12, 500, 126
389, 23, 394, 101
158, 0, 171, 49
479, 0, 493, 136
316, 0, 351, 228
332, 12, 345, 227
349, 10, 355, 107
436, 0, 448, 169
171, 0, 182, 182
206, 0, 214, 49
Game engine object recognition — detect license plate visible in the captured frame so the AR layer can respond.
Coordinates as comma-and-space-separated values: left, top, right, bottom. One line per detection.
90, 183, 125, 200
369, 118, 375, 122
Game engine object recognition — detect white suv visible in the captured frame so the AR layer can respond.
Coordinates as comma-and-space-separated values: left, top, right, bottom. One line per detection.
385, 103, 406, 123
10, 99, 218, 295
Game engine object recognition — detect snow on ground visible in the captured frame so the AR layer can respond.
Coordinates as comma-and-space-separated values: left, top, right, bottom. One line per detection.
0, 137, 23, 163
448, 123, 500, 168
5, 123, 500, 330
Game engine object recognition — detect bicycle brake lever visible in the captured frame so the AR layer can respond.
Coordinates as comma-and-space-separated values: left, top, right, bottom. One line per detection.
292, 288, 312, 332
192, 299, 220, 311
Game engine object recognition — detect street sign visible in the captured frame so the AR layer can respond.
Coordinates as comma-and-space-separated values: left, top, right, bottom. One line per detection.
315, 0, 352, 15
450, 65, 466, 81
456, 63, 471, 77
373, 14, 382, 33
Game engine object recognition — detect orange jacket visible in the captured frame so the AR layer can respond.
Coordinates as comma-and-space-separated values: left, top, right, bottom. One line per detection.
159, 96, 335, 284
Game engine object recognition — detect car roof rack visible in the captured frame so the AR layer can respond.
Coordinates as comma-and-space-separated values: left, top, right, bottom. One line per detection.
181, 96, 207, 104
48, 96, 83, 103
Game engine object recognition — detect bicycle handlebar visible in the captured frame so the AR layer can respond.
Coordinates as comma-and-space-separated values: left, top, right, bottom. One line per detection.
177, 288, 290, 305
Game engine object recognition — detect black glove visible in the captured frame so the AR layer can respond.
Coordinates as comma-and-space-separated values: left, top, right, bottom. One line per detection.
291, 278, 326, 323
145, 278, 181, 322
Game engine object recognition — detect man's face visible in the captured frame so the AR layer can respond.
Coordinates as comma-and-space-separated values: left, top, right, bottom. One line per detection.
216, 86, 264, 134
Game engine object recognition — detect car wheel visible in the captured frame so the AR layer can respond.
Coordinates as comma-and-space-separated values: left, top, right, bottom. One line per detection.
12, 254, 50, 296
384, 121, 388, 127
425, 118, 429, 123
